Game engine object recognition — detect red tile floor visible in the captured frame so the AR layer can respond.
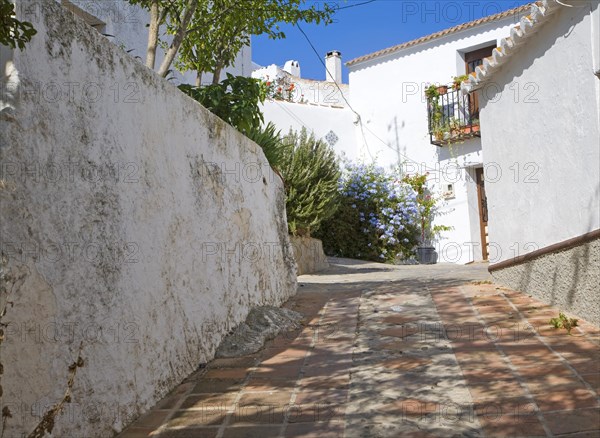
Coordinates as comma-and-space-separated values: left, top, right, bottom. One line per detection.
119, 261, 599, 438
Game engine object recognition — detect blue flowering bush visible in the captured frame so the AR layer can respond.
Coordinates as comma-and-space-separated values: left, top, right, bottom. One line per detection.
316, 162, 420, 262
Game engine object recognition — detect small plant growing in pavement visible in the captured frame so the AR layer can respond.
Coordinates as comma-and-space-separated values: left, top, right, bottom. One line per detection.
549, 312, 579, 335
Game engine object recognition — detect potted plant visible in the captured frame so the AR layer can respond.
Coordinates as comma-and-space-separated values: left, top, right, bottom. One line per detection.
426, 84, 445, 140
425, 84, 440, 100
452, 74, 469, 90
436, 85, 449, 95
402, 174, 452, 264
449, 118, 461, 137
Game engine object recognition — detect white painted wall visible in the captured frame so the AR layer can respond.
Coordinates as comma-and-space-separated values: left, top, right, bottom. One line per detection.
253, 65, 350, 107
260, 100, 358, 159
478, 2, 600, 263
348, 15, 525, 263
0, 3, 295, 437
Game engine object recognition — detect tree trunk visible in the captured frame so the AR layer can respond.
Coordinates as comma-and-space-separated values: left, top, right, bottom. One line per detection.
195, 71, 202, 87
145, 0, 159, 69
157, 0, 199, 77
212, 63, 223, 85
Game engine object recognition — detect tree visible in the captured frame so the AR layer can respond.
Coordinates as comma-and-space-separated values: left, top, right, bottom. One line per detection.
128, 0, 199, 76
0, 0, 36, 50
175, 0, 336, 84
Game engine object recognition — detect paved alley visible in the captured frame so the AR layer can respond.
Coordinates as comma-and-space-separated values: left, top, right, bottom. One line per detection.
119, 259, 600, 438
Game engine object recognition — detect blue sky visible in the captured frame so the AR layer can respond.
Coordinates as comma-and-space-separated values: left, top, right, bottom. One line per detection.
252, 0, 531, 83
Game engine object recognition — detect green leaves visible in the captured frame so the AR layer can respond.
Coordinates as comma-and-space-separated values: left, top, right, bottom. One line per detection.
245, 122, 289, 173
0, 0, 37, 50
174, 0, 336, 80
179, 74, 266, 134
280, 129, 341, 237
317, 163, 420, 263
549, 312, 579, 335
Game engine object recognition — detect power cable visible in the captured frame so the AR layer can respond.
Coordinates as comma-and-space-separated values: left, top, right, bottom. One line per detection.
295, 23, 441, 173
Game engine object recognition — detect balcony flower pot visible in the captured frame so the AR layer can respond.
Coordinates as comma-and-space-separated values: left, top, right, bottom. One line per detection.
416, 246, 437, 264
436, 85, 448, 95
471, 125, 480, 133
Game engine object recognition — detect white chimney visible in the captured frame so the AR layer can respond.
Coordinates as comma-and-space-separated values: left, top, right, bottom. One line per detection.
283, 60, 301, 78
325, 50, 342, 83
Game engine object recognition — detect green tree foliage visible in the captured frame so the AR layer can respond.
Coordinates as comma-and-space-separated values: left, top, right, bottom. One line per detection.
280, 128, 341, 236
175, 0, 336, 84
0, 0, 36, 50
129, 0, 335, 81
402, 173, 452, 245
179, 73, 267, 134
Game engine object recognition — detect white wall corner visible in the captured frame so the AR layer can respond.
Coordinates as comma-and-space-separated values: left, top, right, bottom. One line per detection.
591, 0, 600, 77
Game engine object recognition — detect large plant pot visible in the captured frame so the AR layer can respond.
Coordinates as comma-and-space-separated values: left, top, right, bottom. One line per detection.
416, 246, 437, 264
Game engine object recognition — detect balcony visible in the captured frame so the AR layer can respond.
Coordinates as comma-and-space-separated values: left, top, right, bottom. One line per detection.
426, 85, 480, 146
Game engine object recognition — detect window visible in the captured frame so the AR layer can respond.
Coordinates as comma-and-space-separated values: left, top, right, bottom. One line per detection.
463, 45, 496, 121
464, 45, 496, 74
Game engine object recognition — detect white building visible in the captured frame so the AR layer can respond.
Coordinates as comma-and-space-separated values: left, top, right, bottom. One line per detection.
252, 52, 359, 159
463, 0, 600, 323
346, 4, 532, 264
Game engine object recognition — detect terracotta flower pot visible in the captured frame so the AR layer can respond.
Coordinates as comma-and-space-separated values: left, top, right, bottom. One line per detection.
436, 85, 448, 95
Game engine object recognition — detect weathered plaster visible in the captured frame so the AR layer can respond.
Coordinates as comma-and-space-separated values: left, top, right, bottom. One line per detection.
0, 2, 295, 437
491, 239, 600, 326
290, 236, 329, 276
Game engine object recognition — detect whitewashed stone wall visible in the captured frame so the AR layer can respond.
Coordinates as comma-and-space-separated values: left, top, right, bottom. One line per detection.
0, 2, 296, 437
479, 3, 600, 263
478, 3, 599, 323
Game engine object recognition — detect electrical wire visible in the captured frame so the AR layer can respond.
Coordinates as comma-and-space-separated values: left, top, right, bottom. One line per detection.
334, 0, 378, 11
295, 23, 442, 173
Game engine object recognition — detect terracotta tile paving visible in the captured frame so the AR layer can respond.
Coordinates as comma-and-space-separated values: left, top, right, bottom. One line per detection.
118, 260, 600, 438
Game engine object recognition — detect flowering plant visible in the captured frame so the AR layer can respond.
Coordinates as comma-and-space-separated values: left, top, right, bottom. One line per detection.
317, 162, 420, 262
264, 75, 295, 102
402, 173, 452, 246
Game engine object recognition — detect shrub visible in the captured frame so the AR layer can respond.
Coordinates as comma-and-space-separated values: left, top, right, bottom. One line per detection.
245, 122, 289, 173
280, 128, 341, 237
316, 163, 420, 262
179, 73, 266, 135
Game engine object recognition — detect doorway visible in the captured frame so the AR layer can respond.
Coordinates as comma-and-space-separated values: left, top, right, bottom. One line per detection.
475, 167, 489, 260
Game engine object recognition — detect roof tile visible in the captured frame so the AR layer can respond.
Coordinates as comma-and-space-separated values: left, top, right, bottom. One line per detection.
461, 0, 561, 93
346, 4, 532, 67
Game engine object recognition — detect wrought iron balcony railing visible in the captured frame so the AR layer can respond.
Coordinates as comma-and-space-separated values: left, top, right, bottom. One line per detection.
427, 85, 481, 146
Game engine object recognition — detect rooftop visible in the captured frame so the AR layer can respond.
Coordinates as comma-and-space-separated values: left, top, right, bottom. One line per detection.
346, 3, 532, 67
461, 0, 562, 92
